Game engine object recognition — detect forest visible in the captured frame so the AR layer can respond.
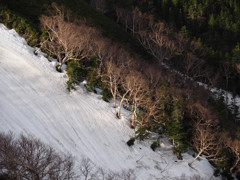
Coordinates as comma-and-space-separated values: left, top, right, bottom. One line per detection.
88, 0, 240, 95
0, 0, 240, 179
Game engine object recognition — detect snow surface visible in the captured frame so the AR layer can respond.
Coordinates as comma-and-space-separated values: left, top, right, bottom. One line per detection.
0, 24, 219, 179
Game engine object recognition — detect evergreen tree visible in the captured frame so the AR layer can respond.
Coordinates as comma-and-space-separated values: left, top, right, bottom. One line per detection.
232, 43, 240, 63
165, 97, 186, 158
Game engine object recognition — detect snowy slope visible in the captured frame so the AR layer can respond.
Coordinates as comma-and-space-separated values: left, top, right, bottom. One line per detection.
0, 24, 218, 179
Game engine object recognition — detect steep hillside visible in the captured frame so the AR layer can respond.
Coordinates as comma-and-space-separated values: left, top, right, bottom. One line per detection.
0, 24, 218, 179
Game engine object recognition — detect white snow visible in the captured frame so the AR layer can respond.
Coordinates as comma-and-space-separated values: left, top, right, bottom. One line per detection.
0, 24, 219, 179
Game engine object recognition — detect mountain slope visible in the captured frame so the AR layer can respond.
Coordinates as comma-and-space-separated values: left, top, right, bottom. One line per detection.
0, 24, 218, 179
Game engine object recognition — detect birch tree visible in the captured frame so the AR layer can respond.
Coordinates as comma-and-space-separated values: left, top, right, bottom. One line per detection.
101, 59, 121, 108
188, 104, 221, 166
40, 3, 98, 71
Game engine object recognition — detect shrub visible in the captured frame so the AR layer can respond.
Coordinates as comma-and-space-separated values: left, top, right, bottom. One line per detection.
66, 61, 87, 90
150, 140, 160, 151
0, 6, 39, 47
101, 88, 112, 102
0, 132, 76, 179
127, 137, 135, 146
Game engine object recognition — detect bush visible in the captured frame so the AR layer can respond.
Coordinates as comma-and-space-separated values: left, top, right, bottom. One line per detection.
0, 132, 76, 179
0, 132, 137, 179
150, 140, 160, 151
0, 6, 39, 47
127, 137, 135, 146
135, 127, 150, 141
101, 88, 112, 102
66, 61, 87, 90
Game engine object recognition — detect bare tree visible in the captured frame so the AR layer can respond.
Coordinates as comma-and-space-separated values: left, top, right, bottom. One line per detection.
115, 7, 184, 62
188, 104, 222, 166
127, 72, 149, 128
79, 157, 96, 180
101, 59, 121, 108
0, 132, 138, 179
113, 55, 135, 118
40, 3, 98, 71
224, 137, 240, 174
90, 0, 108, 14
0, 132, 76, 180
115, 7, 133, 31
220, 61, 236, 91
183, 52, 207, 79
117, 57, 134, 118
94, 37, 111, 76
116, 76, 131, 119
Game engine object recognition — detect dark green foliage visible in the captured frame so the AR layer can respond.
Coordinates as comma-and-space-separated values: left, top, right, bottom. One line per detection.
213, 147, 233, 179
236, 127, 240, 140
126, 137, 135, 146
150, 140, 160, 151
135, 126, 150, 141
101, 88, 112, 102
0, 5, 39, 47
66, 58, 101, 91
232, 43, 240, 63
66, 57, 112, 101
84, 57, 104, 91
208, 94, 239, 131
66, 61, 87, 91
164, 97, 187, 156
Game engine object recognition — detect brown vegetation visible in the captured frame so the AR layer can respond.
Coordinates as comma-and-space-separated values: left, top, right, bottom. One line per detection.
224, 136, 240, 174
0, 132, 137, 180
0, 132, 75, 180
188, 104, 222, 166
40, 3, 100, 71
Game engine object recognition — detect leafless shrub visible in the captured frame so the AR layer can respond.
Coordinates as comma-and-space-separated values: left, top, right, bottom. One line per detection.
78, 158, 136, 180
79, 157, 97, 180
0, 131, 76, 180
0, 132, 138, 180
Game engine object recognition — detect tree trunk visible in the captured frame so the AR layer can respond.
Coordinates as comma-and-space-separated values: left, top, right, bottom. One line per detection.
113, 87, 117, 108
130, 104, 137, 128
117, 99, 124, 118
117, 90, 129, 118
230, 156, 240, 173
131, 111, 135, 129
34, 48, 41, 55
188, 149, 203, 167
113, 95, 117, 108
